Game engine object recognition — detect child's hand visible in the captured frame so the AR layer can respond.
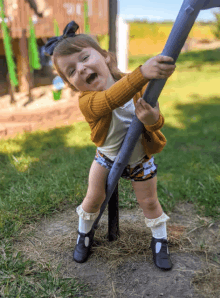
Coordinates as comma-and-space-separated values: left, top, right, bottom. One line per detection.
135, 98, 160, 126
140, 55, 176, 80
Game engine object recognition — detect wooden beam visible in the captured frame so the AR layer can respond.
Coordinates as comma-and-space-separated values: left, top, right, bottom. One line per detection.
17, 29, 33, 101
0, 40, 5, 55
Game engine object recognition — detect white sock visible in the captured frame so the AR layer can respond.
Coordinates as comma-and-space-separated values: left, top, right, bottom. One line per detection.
78, 216, 95, 234
76, 204, 100, 247
151, 221, 167, 239
77, 217, 95, 247
145, 213, 170, 254
151, 222, 168, 253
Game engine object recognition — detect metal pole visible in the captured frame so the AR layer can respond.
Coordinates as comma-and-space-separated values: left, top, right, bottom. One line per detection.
108, 183, 119, 241
109, 0, 118, 54
92, 0, 220, 231
108, 0, 119, 241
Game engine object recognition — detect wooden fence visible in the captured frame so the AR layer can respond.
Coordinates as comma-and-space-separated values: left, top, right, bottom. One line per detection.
0, 0, 108, 39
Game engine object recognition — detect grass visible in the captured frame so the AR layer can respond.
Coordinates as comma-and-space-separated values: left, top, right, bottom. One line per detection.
97, 22, 216, 55
129, 22, 215, 55
1, 48, 220, 296
1, 242, 87, 298
129, 22, 214, 40
129, 48, 220, 219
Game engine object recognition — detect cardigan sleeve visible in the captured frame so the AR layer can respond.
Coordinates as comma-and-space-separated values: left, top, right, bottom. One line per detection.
144, 114, 165, 132
79, 66, 149, 120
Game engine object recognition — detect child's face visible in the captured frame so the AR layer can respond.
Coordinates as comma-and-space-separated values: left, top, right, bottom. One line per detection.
56, 47, 115, 92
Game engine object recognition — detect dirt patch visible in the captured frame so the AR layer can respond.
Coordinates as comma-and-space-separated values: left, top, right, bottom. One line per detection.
0, 86, 85, 139
15, 202, 220, 298
183, 39, 220, 52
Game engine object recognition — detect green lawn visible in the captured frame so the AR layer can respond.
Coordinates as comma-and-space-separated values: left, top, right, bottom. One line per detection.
0, 48, 220, 296
98, 22, 215, 55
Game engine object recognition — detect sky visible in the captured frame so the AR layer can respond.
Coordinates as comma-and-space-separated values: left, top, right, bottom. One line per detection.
119, 0, 218, 22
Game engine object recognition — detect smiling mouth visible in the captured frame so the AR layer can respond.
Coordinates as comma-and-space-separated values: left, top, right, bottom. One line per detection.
86, 73, 98, 84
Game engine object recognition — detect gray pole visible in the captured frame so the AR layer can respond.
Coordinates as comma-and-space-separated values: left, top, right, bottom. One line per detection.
109, 0, 118, 54
107, 0, 119, 241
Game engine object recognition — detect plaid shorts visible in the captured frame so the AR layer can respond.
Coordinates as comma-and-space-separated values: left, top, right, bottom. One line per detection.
94, 149, 157, 182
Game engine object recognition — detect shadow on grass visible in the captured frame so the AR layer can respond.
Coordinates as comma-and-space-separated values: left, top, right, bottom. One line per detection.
158, 94, 220, 218
177, 49, 220, 66
0, 123, 96, 238
129, 48, 220, 70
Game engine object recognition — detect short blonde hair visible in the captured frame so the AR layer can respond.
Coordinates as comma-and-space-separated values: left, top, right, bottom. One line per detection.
53, 34, 125, 92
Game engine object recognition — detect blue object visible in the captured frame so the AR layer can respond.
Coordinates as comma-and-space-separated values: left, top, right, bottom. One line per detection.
92, 0, 220, 229
201, 0, 220, 9
52, 76, 65, 90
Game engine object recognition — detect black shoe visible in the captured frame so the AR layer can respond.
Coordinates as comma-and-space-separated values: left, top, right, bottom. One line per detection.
73, 229, 95, 263
150, 237, 173, 270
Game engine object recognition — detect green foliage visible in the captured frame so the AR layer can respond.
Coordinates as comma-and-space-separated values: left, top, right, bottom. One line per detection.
96, 34, 109, 50
0, 242, 88, 297
0, 0, 18, 87
212, 9, 220, 39
53, 19, 60, 36
28, 17, 41, 72
129, 22, 168, 39
84, 1, 90, 34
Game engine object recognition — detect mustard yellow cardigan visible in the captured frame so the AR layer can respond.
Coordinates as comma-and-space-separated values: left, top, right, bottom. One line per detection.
78, 66, 167, 158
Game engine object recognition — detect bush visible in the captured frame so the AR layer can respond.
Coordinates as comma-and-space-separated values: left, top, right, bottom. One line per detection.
212, 9, 220, 39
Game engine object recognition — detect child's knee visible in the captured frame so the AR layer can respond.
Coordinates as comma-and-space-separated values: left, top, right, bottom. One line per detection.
82, 192, 105, 212
138, 192, 158, 205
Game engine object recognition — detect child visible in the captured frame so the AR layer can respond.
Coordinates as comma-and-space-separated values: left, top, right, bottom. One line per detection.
45, 21, 176, 270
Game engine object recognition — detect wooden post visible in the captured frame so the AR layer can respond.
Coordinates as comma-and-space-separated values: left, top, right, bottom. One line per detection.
18, 28, 33, 103
108, 0, 119, 241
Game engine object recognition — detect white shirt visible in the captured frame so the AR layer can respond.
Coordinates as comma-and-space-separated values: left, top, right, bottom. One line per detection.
97, 98, 145, 166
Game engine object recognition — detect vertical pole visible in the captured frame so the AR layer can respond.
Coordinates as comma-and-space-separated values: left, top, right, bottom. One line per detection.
108, 0, 119, 241
108, 183, 119, 241
18, 29, 33, 102
108, 0, 117, 54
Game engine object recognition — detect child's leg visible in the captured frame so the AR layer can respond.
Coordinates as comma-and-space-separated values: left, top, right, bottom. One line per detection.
131, 176, 172, 270
76, 159, 110, 234
82, 160, 110, 213
74, 159, 110, 263
131, 176, 163, 219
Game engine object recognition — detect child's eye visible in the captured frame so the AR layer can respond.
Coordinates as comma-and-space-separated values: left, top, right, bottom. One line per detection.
83, 55, 89, 61
69, 69, 75, 76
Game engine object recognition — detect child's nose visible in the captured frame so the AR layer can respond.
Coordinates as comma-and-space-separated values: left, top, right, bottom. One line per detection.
77, 63, 86, 73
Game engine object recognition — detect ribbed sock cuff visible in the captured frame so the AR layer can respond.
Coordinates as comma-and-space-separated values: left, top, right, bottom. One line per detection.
76, 204, 100, 220
145, 212, 170, 228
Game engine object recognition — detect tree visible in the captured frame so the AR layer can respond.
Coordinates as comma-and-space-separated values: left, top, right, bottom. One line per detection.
212, 9, 220, 39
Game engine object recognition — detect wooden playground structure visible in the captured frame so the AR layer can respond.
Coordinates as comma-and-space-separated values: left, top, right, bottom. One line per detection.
0, 0, 109, 94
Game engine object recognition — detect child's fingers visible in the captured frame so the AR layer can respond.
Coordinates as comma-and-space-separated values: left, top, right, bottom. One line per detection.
137, 98, 152, 110
156, 69, 174, 76
158, 63, 176, 71
156, 55, 174, 64
138, 98, 160, 110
